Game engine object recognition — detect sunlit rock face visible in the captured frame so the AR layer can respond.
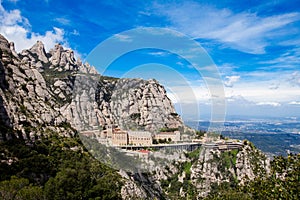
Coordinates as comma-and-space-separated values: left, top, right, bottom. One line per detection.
0, 34, 183, 140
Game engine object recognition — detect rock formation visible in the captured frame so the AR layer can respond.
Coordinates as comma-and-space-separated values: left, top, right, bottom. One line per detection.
190, 142, 270, 197
0, 34, 183, 141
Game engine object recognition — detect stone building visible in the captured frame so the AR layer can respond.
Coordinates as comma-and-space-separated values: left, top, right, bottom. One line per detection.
153, 131, 180, 142
98, 125, 183, 146
111, 129, 128, 146
128, 131, 153, 146
100, 124, 118, 138
99, 125, 154, 146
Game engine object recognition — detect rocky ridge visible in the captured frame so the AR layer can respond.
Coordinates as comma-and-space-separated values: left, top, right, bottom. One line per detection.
190, 141, 270, 197
142, 141, 270, 199
0, 34, 183, 141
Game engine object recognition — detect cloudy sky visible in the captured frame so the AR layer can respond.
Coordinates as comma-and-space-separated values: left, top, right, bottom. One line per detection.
1, 0, 300, 121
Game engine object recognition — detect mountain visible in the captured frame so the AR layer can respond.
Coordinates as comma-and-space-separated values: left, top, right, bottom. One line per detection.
0, 34, 182, 141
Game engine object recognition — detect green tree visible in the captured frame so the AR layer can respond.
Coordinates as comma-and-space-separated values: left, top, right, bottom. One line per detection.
15, 186, 44, 200
0, 176, 29, 200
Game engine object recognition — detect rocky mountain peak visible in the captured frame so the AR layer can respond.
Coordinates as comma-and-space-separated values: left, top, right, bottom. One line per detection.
9, 42, 19, 60
0, 35, 16, 64
49, 43, 76, 68
29, 40, 48, 63
0, 34, 10, 51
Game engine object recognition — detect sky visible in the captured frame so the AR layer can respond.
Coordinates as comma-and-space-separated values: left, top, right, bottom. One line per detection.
0, 0, 300, 121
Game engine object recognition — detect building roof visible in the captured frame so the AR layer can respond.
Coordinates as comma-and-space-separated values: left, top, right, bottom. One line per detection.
114, 130, 127, 134
158, 132, 177, 135
139, 149, 150, 154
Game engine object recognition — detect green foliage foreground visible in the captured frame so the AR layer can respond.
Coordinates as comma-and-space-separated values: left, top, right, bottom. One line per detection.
160, 147, 299, 200
0, 134, 122, 200
207, 153, 300, 200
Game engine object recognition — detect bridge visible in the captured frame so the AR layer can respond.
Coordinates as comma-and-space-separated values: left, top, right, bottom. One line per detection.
112, 141, 244, 152
203, 141, 244, 151
115, 142, 202, 152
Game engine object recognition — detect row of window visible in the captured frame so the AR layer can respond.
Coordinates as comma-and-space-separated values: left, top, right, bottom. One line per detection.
129, 137, 151, 141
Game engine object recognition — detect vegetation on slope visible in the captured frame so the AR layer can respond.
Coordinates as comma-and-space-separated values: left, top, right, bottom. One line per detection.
158, 142, 299, 200
160, 148, 200, 199
206, 153, 300, 200
0, 130, 122, 200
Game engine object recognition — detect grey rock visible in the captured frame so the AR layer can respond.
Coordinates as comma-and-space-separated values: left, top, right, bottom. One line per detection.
189, 143, 270, 198
29, 41, 48, 63
9, 42, 19, 58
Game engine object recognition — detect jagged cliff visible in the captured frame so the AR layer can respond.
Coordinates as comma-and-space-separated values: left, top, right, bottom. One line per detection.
0, 34, 182, 141
0, 35, 70, 140
103, 139, 270, 199
190, 141, 270, 197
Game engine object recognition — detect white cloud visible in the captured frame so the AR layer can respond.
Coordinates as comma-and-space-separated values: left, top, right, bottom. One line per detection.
269, 83, 279, 90
289, 101, 300, 105
161, 77, 299, 118
226, 95, 250, 103
256, 102, 281, 107
167, 70, 299, 105
0, 2, 66, 52
54, 17, 71, 25
154, 2, 300, 54
259, 48, 300, 70
176, 61, 184, 66
113, 34, 132, 42
224, 75, 240, 87
71, 29, 80, 36
218, 63, 238, 76
138, 11, 151, 16
287, 71, 300, 87
158, 70, 300, 118
148, 51, 170, 57
226, 82, 300, 102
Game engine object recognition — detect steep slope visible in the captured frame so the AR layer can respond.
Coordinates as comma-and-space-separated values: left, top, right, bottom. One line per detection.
0, 34, 183, 141
190, 141, 270, 197
68, 76, 182, 131
148, 141, 270, 199
0, 35, 69, 141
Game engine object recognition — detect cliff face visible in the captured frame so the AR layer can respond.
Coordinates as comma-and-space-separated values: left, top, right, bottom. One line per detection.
0, 34, 183, 140
67, 75, 182, 132
0, 35, 69, 140
190, 141, 270, 197
146, 141, 270, 199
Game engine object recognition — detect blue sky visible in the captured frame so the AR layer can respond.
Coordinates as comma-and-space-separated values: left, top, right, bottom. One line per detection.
0, 0, 300, 121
